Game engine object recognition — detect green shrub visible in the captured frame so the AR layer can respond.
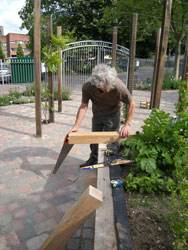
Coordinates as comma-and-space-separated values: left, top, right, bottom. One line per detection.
136, 83, 152, 90
162, 73, 180, 90
0, 95, 13, 106
8, 89, 22, 99
12, 96, 35, 104
121, 109, 188, 194
54, 87, 72, 100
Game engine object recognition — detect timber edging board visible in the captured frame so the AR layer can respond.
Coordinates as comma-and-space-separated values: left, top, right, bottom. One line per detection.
108, 152, 133, 250
94, 144, 132, 250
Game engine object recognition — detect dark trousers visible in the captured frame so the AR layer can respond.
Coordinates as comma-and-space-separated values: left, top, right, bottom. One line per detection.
89, 111, 120, 162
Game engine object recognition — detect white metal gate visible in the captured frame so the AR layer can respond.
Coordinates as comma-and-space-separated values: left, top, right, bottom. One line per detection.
62, 40, 129, 88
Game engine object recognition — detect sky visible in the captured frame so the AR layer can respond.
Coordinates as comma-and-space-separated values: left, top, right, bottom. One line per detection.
0, 0, 28, 35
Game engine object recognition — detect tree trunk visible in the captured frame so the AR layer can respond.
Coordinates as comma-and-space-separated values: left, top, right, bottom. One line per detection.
174, 40, 181, 80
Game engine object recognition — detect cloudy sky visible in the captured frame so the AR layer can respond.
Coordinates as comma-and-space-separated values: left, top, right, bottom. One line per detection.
0, 0, 28, 35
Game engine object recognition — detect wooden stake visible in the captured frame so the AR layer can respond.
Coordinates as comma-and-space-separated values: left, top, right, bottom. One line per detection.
153, 0, 172, 109
57, 26, 62, 112
150, 28, 161, 108
182, 36, 188, 82
127, 13, 138, 95
47, 15, 54, 123
39, 185, 102, 250
112, 26, 118, 68
34, 0, 42, 137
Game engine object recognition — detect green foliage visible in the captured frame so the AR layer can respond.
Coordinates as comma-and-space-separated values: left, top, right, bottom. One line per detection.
121, 105, 188, 249
122, 109, 188, 193
16, 43, 24, 57
162, 73, 180, 90
54, 87, 72, 101
135, 83, 152, 90
175, 80, 188, 114
42, 33, 75, 73
8, 89, 22, 99
0, 95, 13, 106
0, 40, 5, 60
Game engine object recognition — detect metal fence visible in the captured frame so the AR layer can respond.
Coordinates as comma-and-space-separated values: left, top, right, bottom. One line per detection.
62, 40, 129, 88
11, 57, 34, 83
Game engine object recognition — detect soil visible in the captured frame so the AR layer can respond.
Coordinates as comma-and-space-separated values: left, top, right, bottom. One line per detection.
121, 168, 175, 250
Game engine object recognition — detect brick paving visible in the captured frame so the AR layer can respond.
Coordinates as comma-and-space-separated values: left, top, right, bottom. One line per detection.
0, 87, 178, 250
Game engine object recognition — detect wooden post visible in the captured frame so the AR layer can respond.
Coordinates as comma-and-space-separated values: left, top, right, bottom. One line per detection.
150, 28, 161, 109
34, 0, 42, 137
182, 36, 188, 82
112, 26, 118, 68
47, 15, 54, 123
39, 185, 102, 250
153, 0, 172, 109
57, 26, 62, 112
127, 13, 138, 95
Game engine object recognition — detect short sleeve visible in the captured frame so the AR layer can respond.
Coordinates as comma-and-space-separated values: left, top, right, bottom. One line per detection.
82, 83, 90, 104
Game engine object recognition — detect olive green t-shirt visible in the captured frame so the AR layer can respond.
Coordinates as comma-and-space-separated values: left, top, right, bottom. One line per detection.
82, 78, 133, 116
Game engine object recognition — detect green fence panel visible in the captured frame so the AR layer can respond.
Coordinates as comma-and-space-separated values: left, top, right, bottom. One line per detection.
11, 57, 34, 84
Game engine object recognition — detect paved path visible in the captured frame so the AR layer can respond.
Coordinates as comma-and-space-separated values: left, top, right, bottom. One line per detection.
0, 88, 178, 250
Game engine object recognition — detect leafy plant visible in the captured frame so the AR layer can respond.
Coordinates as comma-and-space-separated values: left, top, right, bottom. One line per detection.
122, 109, 188, 193
54, 87, 72, 101
162, 73, 180, 90
175, 80, 188, 114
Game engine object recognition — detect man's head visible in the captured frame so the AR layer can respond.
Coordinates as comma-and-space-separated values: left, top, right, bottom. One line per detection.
90, 64, 117, 91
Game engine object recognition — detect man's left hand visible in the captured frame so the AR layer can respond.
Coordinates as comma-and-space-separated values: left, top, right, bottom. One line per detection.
120, 124, 130, 138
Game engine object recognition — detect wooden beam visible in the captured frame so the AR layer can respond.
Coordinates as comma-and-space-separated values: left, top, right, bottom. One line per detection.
57, 26, 62, 112
127, 13, 138, 95
112, 26, 118, 68
94, 144, 117, 250
68, 131, 134, 144
40, 185, 102, 250
34, 0, 42, 137
150, 28, 161, 109
153, 0, 172, 109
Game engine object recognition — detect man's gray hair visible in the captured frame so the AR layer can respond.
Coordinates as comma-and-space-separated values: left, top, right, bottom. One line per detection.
90, 64, 117, 89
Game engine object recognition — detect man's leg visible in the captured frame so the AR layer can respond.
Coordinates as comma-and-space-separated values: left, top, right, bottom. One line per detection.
90, 112, 120, 162
103, 112, 120, 155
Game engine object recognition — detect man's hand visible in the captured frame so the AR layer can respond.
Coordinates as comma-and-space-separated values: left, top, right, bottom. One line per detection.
120, 124, 130, 138
69, 127, 78, 134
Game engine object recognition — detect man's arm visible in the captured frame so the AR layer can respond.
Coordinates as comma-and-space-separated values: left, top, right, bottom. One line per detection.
69, 102, 88, 133
120, 100, 135, 137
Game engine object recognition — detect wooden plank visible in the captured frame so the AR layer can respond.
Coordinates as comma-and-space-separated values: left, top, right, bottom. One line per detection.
69, 131, 134, 144
40, 185, 102, 250
94, 144, 117, 250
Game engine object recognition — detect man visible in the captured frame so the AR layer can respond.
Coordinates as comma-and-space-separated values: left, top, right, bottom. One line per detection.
69, 64, 135, 167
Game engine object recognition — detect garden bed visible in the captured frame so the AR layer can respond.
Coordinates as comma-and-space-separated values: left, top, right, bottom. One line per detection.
124, 190, 175, 249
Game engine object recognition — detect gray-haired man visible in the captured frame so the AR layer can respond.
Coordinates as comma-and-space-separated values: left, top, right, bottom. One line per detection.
69, 64, 135, 167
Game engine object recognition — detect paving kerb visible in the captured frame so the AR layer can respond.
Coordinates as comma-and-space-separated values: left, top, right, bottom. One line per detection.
0, 87, 178, 250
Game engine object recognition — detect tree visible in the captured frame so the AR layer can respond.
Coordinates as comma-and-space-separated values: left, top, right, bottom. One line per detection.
18, 0, 114, 47
170, 0, 188, 79
17, 43, 24, 57
0, 40, 5, 60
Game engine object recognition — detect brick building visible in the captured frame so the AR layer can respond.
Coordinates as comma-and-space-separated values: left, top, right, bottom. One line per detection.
0, 26, 30, 58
